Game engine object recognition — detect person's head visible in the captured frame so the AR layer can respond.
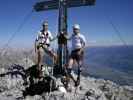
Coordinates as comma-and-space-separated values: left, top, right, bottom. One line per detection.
73, 24, 80, 35
42, 21, 48, 31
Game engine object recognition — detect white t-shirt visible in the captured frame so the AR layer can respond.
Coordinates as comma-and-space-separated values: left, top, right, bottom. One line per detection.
36, 30, 53, 45
71, 33, 86, 51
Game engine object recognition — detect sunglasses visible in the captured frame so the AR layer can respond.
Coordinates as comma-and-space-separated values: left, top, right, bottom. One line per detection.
73, 28, 79, 30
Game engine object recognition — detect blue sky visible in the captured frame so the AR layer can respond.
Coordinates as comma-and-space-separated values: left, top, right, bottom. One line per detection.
0, 0, 133, 49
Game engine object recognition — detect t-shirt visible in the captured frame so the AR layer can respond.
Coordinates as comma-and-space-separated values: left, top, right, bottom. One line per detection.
36, 30, 53, 45
71, 33, 86, 50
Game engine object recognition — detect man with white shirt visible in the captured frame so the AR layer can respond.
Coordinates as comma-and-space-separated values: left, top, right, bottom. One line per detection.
66, 24, 86, 86
35, 21, 57, 77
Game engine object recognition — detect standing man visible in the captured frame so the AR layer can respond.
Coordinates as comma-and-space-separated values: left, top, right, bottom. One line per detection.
35, 21, 57, 77
66, 24, 86, 86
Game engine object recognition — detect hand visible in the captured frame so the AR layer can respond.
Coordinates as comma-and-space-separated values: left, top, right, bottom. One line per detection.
63, 34, 68, 40
59, 33, 68, 40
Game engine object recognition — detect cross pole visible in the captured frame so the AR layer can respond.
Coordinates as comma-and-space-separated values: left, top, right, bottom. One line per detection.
34, 0, 96, 75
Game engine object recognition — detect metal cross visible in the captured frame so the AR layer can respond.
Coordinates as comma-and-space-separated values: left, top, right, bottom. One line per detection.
34, 0, 95, 75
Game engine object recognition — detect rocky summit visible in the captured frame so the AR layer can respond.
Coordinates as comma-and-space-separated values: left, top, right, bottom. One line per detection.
0, 64, 133, 100
0, 51, 133, 100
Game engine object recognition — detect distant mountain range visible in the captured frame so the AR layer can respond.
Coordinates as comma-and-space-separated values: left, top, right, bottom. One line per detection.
83, 45, 133, 86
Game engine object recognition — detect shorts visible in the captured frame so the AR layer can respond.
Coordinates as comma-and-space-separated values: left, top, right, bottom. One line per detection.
70, 48, 84, 61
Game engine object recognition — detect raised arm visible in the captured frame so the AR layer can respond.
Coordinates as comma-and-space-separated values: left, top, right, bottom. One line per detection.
48, 31, 58, 42
50, 35, 58, 42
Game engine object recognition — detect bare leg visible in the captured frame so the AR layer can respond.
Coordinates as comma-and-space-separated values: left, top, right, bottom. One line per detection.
65, 58, 74, 90
48, 50, 58, 64
36, 47, 44, 77
68, 58, 74, 69
65, 58, 74, 76
37, 48, 41, 70
42, 45, 58, 64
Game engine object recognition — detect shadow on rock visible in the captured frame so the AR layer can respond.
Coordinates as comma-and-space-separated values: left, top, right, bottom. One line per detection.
23, 65, 57, 97
23, 76, 57, 97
